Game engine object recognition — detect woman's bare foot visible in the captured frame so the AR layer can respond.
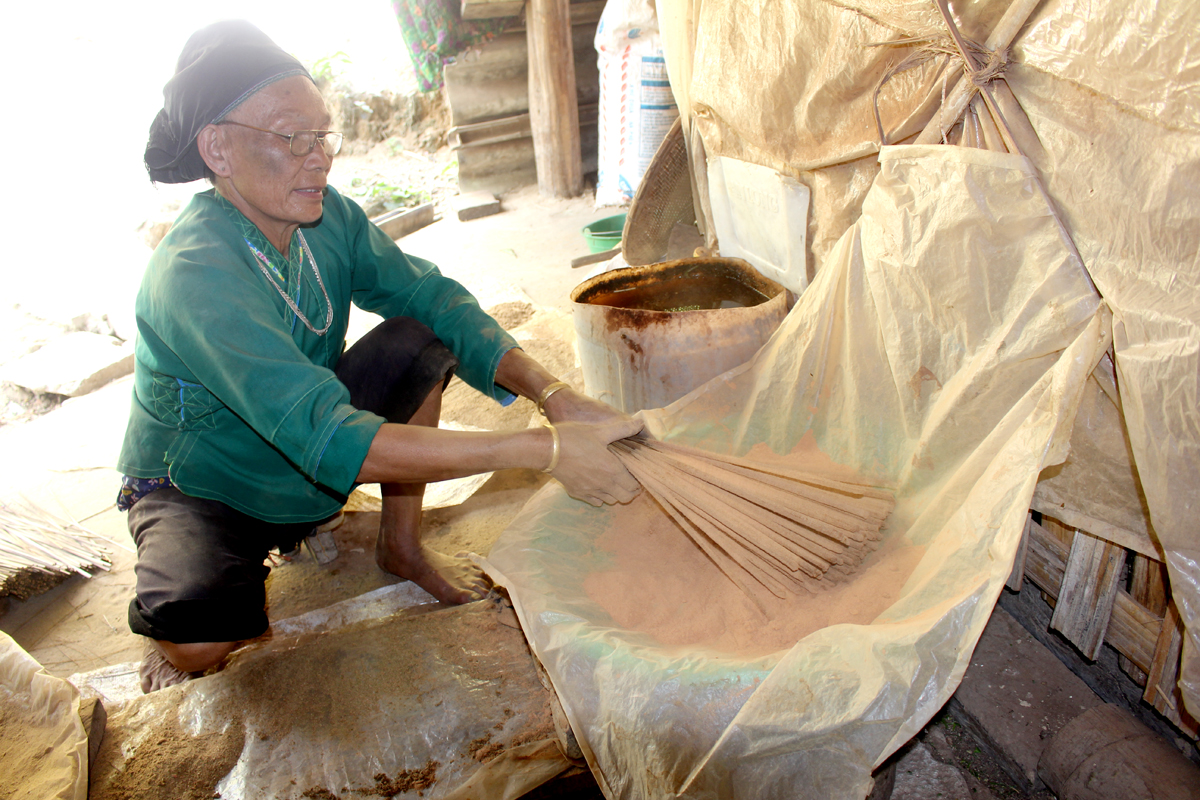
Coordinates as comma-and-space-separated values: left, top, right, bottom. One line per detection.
139, 640, 197, 694
375, 532, 490, 604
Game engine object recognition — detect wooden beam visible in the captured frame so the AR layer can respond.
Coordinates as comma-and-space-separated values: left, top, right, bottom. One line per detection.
1038, 704, 1200, 799
915, 0, 1044, 145
526, 0, 583, 197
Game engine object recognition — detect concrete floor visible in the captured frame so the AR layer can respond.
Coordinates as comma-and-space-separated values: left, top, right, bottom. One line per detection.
0, 184, 1036, 799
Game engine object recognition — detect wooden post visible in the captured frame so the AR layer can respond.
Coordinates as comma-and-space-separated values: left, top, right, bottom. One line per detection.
1038, 704, 1200, 799
526, 0, 583, 198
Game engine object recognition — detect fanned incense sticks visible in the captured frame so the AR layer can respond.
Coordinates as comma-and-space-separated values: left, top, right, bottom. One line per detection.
609, 437, 895, 605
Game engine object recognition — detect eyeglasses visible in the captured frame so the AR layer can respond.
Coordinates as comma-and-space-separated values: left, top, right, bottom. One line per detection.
218, 120, 344, 157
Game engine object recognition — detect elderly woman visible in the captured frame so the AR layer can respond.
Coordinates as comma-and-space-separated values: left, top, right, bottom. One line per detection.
123, 20, 641, 691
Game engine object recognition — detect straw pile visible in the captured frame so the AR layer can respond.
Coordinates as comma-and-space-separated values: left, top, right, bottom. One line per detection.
0, 498, 115, 600
610, 437, 894, 604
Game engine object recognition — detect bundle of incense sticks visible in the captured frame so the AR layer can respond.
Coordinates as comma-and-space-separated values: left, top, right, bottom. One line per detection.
609, 436, 895, 604
0, 498, 117, 596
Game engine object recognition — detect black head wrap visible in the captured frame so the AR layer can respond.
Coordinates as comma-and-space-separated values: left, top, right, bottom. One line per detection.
144, 20, 312, 184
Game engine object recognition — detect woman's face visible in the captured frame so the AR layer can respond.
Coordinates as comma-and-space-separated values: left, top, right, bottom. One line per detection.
212, 75, 334, 250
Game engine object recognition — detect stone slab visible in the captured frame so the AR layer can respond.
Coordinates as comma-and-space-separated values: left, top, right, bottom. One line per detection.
891, 740, 976, 800
950, 605, 1102, 793
0, 331, 132, 397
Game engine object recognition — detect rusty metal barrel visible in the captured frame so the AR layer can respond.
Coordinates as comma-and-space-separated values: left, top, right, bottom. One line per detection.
570, 257, 788, 413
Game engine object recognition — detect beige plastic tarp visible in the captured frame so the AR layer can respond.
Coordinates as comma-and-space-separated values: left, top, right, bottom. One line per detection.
659, 0, 1200, 719
86, 593, 571, 800
0, 632, 89, 800
488, 145, 1108, 798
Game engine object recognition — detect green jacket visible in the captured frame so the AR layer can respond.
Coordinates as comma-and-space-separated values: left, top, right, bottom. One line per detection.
118, 187, 519, 523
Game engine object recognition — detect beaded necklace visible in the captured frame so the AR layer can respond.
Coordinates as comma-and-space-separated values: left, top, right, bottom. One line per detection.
244, 230, 333, 336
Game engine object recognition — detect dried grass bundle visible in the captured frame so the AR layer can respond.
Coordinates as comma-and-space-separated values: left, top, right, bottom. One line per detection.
610, 437, 895, 605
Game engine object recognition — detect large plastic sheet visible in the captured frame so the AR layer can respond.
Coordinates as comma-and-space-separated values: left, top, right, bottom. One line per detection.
0, 632, 88, 800
487, 146, 1108, 798
658, 0, 1200, 718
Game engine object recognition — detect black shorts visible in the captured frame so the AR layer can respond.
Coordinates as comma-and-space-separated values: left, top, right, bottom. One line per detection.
127, 316, 459, 644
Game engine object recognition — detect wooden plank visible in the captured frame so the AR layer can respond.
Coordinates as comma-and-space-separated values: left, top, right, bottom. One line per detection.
498, 0, 605, 30
571, 247, 620, 269
450, 102, 597, 194
1006, 513, 1031, 591
1131, 553, 1169, 615
569, 0, 605, 26
1030, 498, 1162, 559
371, 202, 435, 240
1023, 518, 1067, 598
1144, 603, 1200, 737
526, 0, 583, 197
1023, 518, 1165, 693
448, 114, 532, 150
1000, 585, 1199, 748
1119, 554, 1169, 685
1040, 515, 1077, 550
449, 102, 596, 150
442, 25, 598, 127
1049, 529, 1127, 660
462, 0, 525, 19
1107, 589, 1162, 678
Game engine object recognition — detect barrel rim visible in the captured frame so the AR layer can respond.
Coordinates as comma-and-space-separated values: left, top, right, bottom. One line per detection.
570, 256, 787, 310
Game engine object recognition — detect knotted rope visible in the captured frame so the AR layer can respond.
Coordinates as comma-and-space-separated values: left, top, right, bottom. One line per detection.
870, 33, 1010, 146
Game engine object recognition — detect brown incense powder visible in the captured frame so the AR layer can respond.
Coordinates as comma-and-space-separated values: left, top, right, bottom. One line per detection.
585, 437, 922, 657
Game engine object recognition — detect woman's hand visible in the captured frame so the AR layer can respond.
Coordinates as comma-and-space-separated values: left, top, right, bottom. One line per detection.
543, 384, 635, 427
549, 415, 643, 506
491, 347, 644, 504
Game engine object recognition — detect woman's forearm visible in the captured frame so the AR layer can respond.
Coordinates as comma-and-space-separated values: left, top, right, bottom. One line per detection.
356, 423, 553, 484
356, 349, 644, 506
494, 347, 560, 404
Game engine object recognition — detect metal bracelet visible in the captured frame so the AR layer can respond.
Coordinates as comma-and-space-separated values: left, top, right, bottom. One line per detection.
542, 423, 561, 473
536, 381, 570, 416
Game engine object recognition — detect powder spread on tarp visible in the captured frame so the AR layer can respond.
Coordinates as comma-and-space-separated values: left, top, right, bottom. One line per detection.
88, 709, 245, 800
301, 788, 340, 799
364, 761, 439, 796
89, 601, 558, 800
584, 436, 922, 657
